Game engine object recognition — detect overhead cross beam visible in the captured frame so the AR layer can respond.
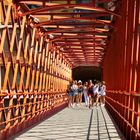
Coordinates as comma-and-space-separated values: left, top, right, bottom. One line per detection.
33, 17, 112, 28
18, 4, 120, 17
15, 0, 118, 67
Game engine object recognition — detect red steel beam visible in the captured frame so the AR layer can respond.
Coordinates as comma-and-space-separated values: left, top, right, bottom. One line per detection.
55, 43, 106, 47
64, 50, 104, 52
50, 35, 106, 42
33, 17, 112, 28
43, 27, 108, 35
54, 40, 104, 43
41, 22, 111, 26
32, 12, 110, 16
19, 4, 120, 17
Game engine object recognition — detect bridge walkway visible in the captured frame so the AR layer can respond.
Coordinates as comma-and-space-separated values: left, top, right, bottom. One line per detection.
14, 104, 125, 140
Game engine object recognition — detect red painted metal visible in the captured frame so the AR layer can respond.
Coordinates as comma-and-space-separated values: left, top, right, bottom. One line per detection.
33, 18, 112, 28
19, 4, 120, 17
32, 12, 110, 16
1, 0, 140, 139
0, 103, 67, 140
103, 0, 140, 139
0, 1, 71, 140
42, 27, 109, 35
16, 0, 115, 68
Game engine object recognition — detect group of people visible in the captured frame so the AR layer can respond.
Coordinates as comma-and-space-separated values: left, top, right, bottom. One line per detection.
67, 80, 106, 108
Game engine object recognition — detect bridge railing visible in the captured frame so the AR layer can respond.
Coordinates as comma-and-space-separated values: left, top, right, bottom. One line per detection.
0, 1, 72, 139
106, 91, 140, 140
0, 91, 68, 139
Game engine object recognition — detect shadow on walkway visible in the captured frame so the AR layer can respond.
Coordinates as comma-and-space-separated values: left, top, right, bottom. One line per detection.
86, 106, 125, 140
14, 104, 126, 140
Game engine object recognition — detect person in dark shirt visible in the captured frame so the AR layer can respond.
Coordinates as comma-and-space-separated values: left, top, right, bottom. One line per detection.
77, 80, 83, 106
88, 80, 94, 108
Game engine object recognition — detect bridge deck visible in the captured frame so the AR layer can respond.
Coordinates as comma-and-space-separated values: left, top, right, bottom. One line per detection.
14, 105, 125, 140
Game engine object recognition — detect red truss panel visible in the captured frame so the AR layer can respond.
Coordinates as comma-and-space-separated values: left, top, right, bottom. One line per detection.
16, 0, 119, 67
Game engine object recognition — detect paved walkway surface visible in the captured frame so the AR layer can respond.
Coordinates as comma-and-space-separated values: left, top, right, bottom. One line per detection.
14, 104, 125, 140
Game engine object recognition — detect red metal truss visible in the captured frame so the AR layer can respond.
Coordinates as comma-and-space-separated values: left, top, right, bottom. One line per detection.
41, 27, 109, 35
0, 1, 140, 140
0, 0, 118, 68
13, 1, 120, 65
14, 0, 119, 68
18, 3, 120, 17
103, 0, 140, 139
0, 2, 72, 139
14, 0, 118, 67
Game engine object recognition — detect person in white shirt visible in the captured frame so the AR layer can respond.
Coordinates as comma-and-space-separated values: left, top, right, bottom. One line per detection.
100, 81, 106, 106
93, 82, 100, 106
93, 82, 99, 96
71, 80, 78, 108
83, 82, 89, 107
